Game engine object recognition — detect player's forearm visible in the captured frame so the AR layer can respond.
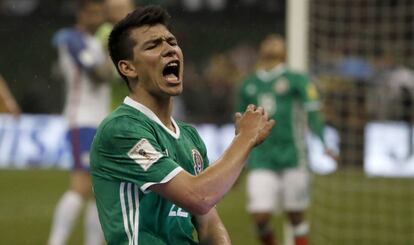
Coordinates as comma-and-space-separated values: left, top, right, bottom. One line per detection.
5, 98, 20, 115
196, 209, 231, 245
200, 226, 231, 245
190, 133, 255, 211
308, 111, 325, 143
199, 222, 231, 245
0, 76, 20, 115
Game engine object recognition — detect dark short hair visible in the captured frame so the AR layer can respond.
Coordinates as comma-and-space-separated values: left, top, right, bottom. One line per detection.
108, 5, 171, 88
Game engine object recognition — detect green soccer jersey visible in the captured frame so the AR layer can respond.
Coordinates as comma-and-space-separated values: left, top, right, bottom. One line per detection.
237, 64, 325, 171
91, 97, 209, 245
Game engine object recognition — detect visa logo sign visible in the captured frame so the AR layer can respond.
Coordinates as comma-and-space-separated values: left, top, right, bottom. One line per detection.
0, 114, 72, 169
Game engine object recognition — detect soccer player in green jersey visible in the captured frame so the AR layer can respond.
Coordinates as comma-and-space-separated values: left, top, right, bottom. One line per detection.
95, 0, 135, 109
237, 35, 333, 245
90, 5, 275, 245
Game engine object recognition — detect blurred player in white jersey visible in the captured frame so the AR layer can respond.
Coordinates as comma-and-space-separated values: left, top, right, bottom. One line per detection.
47, 1, 112, 245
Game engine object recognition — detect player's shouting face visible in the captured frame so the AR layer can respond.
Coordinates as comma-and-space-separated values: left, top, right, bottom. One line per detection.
125, 24, 184, 98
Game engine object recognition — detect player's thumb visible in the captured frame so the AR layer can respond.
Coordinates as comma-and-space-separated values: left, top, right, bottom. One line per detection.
234, 112, 242, 135
265, 119, 276, 132
234, 112, 242, 123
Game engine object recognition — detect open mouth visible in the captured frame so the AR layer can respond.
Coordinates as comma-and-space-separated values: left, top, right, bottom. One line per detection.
162, 60, 180, 82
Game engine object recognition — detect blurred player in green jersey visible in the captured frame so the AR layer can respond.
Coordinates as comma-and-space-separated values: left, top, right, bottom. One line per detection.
237, 35, 334, 245
90, 5, 275, 245
95, 0, 135, 108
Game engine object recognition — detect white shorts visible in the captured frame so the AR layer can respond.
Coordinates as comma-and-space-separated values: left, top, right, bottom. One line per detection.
246, 167, 310, 213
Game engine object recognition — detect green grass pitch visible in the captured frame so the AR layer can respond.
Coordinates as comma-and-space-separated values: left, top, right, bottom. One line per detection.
1, 168, 414, 244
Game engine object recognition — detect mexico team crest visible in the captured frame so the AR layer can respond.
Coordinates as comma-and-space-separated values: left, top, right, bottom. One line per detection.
192, 149, 204, 175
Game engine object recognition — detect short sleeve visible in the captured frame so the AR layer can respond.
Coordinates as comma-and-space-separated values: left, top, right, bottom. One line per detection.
92, 116, 183, 193
295, 74, 321, 112
294, 74, 326, 143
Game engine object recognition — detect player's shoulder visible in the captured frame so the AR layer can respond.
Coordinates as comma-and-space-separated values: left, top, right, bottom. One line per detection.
281, 70, 311, 89
97, 104, 151, 136
238, 73, 261, 91
176, 121, 202, 138
176, 120, 197, 134
176, 121, 206, 147
283, 68, 309, 81
52, 28, 84, 47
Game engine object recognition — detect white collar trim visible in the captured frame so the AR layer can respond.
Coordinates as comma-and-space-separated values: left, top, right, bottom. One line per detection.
257, 64, 286, 81
123, 96, 180, 139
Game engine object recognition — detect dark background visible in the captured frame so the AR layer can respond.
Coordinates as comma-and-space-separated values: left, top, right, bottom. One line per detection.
0, 0, 285, 114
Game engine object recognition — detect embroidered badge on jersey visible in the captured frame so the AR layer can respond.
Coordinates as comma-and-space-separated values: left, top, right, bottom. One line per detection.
307, 83, 319, 100
258, 93, 277, 116
192, 149, 204, 175
128, 138, 163, 171
273, 77, 289, 94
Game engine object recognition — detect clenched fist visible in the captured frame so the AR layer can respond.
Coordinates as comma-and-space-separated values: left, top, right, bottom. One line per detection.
234, 104, 275, 146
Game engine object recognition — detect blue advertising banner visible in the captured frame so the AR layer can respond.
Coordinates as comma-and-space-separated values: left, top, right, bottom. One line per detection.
0, 114, 338, 175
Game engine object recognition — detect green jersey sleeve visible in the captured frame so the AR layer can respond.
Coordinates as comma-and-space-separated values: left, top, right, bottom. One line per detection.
91, 116, 183, 192
295, 74, 325, 143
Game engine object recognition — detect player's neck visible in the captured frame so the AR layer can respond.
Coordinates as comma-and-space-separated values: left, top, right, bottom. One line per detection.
258, 60, 284, 71
129, 93, 175, 132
